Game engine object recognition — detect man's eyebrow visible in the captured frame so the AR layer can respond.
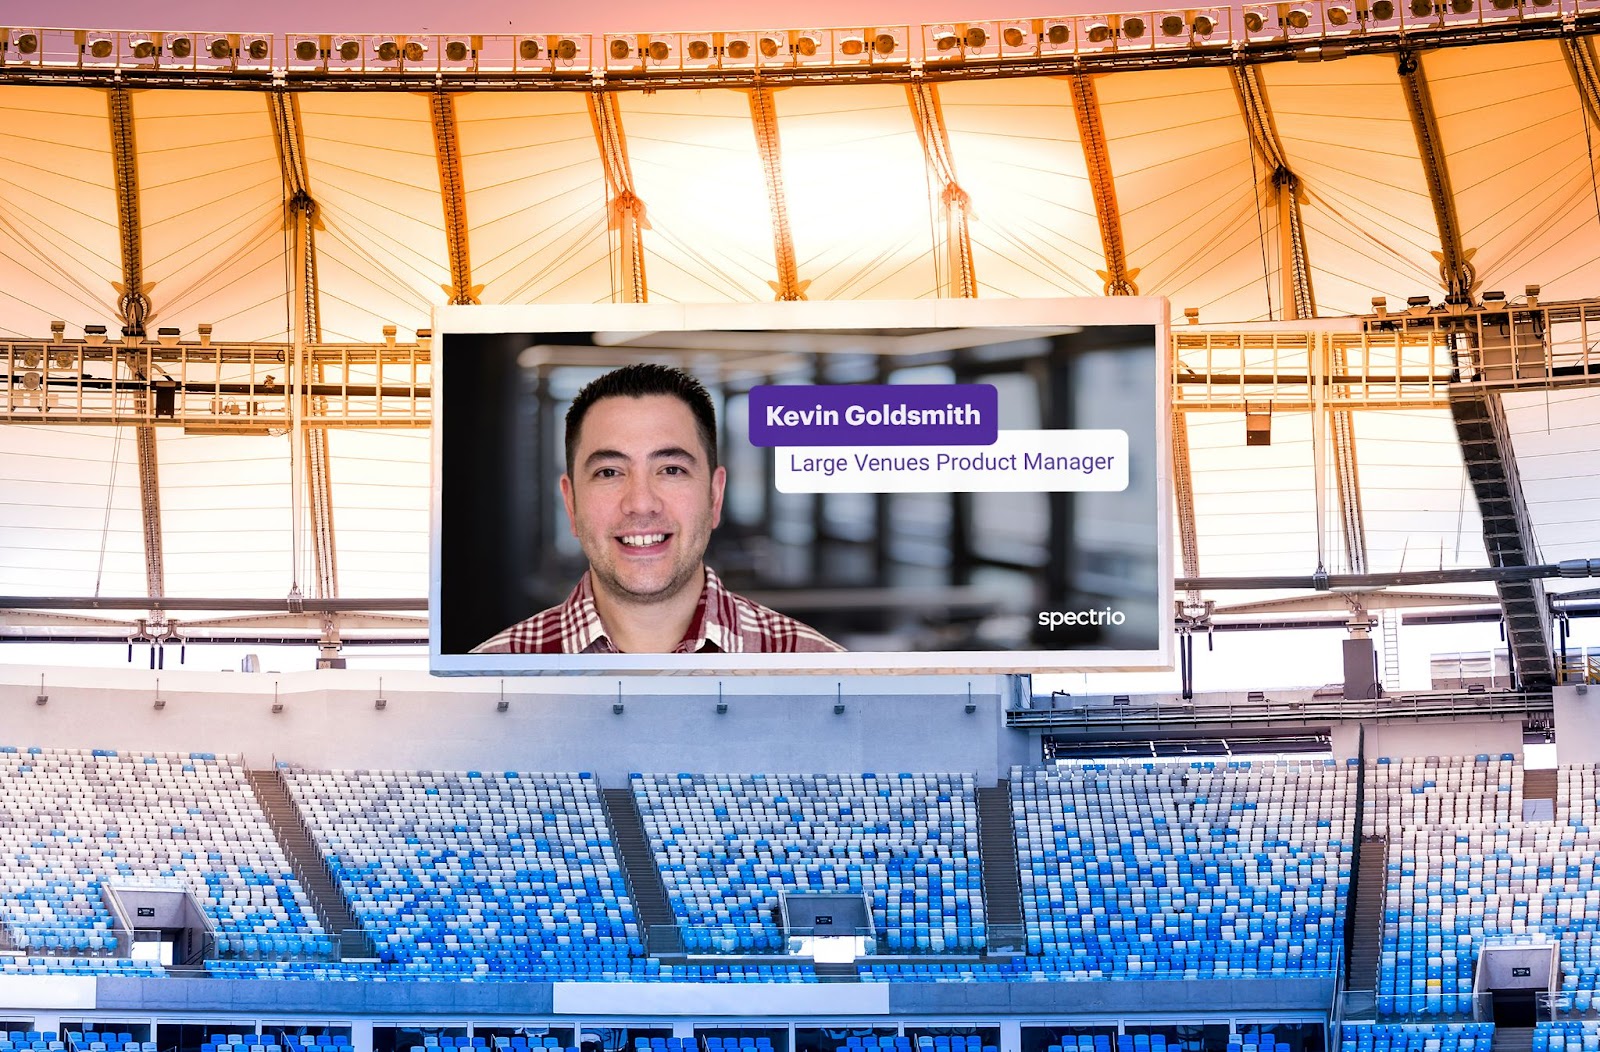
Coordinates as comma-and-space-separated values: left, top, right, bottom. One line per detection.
581, 446, 699, 470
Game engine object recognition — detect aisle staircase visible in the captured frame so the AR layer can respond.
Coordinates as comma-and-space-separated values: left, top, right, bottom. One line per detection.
601, 786, 684, 957
1348, 834, 1389, 991
1491, 1029, 1533, 1052
976, 780, 1024, 953
245, 768, 373, 960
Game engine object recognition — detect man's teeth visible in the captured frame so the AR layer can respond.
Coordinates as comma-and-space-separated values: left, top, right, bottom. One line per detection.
620, 534, 667, 547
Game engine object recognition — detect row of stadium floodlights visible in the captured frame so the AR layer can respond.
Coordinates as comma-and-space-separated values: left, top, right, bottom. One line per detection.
0, 0, 1592, 76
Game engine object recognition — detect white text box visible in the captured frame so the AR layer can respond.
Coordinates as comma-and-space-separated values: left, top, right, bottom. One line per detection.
774, 429, 1128, 493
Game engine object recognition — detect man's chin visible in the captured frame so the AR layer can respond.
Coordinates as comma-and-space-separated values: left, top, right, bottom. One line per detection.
595, 567, 702, 606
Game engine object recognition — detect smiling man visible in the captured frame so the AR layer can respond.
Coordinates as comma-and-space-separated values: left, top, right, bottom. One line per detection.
473, 363, 843, 655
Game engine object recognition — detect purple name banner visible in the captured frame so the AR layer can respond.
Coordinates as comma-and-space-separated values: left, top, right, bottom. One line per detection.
748, 384, 998, 447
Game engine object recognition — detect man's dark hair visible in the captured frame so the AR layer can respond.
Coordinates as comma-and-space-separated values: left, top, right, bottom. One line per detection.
564, 362, 719, 476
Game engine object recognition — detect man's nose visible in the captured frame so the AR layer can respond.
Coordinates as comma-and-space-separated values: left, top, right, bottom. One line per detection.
620, 472, 663, 514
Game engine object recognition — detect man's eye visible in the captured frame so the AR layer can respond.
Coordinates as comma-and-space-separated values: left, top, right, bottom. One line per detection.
661, 465, 687, 476
594, 467, 621, 479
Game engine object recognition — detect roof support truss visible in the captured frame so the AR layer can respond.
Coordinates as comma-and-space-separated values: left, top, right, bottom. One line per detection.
1232, 64, 1315, 321
268, 91, 338, 601
1069, 72, 1138, 296
1397, 49, 1477, 305
107, 85, 164, 601
747, 86, 808, 301
430, 91, 481, 306
1171, 406, 1203, 619
906, 82, 977, 299
587, 90, 648, 303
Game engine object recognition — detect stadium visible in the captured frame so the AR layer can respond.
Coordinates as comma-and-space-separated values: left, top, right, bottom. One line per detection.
3, 2, 1600, 1052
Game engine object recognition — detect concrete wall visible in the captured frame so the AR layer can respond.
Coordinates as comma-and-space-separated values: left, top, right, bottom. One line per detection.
1356, 716, 1525, 762
0, 666, 1011, 784
1554, 684, 1600, 764
79, 975, 1332, 1020
0, 665, 1563, 779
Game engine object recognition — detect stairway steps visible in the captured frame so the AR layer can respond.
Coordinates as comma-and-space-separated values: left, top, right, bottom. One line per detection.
1492, 1028, 1534, 1052
1347, 834, 1388, 991
601, 787, 683, 956
976, 781, 1024, 951
246, 769, 373, 959
1523, 768, 1557, 800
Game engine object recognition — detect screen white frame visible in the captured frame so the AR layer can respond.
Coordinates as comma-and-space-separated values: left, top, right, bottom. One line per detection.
429, 297, 1171, 675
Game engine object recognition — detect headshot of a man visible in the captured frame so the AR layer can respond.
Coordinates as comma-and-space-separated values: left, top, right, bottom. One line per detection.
474, 363, 843, 655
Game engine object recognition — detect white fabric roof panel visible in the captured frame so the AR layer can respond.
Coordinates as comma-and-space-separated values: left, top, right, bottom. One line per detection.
617, 88, 783, 303
1423, 41, 1600, 303
937, 78, 1103, 299
0, 426, 145, 596
322, 428, 431, 598
296, 92, 452, 341
133, 89, 291, 343
1502, 387, 1600, 565
1348, 408, 1487, 576
1185, 410, 1321, 580
1098, 66, 1267, 322
1259, 56, 1443, 317
0, 86, 123, 339
155, 431, 298, 596
771, 83, 942, 300
453, 91, 612, 305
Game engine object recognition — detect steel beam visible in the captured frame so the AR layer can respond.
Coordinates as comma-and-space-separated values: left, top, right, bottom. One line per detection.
1069, 72, 1139, 296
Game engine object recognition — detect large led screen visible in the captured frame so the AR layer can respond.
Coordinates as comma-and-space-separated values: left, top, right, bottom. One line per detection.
431, 299, 1170, 674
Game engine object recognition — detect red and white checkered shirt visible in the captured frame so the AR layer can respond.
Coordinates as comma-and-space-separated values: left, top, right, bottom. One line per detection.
471, 566, 843, 655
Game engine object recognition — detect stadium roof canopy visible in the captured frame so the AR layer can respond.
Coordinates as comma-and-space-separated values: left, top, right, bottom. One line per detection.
1, 10, 1599, 678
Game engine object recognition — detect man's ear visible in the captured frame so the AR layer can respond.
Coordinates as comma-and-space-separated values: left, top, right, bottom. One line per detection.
710, 465, 727, 530
559, 474, 578, 536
